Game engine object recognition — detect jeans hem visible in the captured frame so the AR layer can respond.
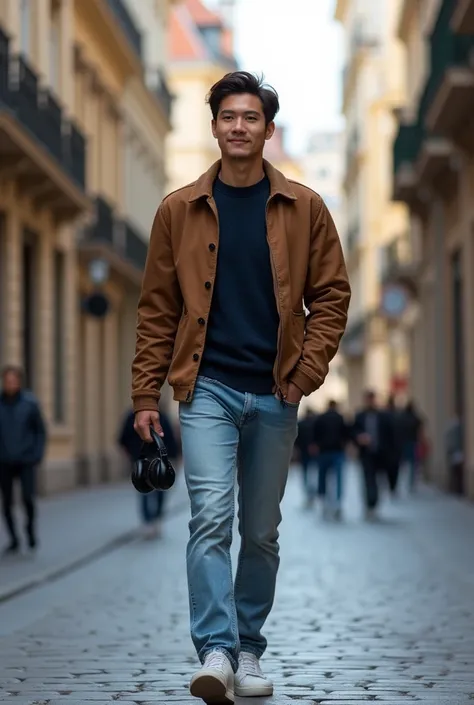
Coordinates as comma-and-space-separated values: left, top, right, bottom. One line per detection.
200, 647, 238, 673
239, 645, 264, 659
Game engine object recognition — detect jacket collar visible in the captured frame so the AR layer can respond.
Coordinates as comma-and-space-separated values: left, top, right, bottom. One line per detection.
188, 159, 297, 202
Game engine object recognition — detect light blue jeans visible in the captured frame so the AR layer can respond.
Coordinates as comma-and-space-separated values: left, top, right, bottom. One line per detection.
179, 375, 299, 671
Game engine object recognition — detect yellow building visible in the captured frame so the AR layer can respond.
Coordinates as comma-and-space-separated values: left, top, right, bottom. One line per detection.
0, 0, 175, 493
335, 0, 410, 411
392, 0, 474, 498
167, 0, 237, 193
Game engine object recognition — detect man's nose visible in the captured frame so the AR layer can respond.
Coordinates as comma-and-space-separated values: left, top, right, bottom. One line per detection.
232, 118, 246, 132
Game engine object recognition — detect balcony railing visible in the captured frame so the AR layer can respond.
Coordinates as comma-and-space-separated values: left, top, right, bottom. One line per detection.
106, 0, 142, 59
84, 200, 148, 273
0, 29, 87, 190
125, 222, 148, 271
154, 70, 173, 121
393, 122, 424, 175
418, 0, 474, 127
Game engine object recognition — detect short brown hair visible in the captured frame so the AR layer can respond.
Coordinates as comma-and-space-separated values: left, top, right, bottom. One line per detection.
206, 71, 280, 125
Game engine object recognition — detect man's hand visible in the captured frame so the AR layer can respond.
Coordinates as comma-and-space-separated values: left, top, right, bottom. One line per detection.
286, 382, 303, 405
134, 410, 163, 443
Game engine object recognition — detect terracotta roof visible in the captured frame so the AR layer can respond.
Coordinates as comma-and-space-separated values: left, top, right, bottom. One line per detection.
168, 5, 208, 61
186, 0, 222, 26
169, 0, 236, 64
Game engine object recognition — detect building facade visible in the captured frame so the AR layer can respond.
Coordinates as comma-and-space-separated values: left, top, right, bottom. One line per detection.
392, 0, 474, 498
335, 0, 409, 412
0, 0, 175, 493
300, 131, 349, 411
167, 0, 237, 193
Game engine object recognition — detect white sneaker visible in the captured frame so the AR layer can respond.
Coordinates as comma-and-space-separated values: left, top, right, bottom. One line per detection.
190, 650, 234, 704
234, 652, 273, 697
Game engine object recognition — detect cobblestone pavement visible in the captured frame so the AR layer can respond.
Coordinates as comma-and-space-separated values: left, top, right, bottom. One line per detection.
0, 466, 474, 704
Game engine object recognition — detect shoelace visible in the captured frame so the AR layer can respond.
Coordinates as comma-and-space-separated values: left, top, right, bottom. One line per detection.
205, 652, 227, 672
239, 653, 263, 677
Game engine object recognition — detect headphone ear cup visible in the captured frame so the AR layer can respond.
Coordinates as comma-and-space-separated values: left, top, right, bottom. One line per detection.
161, 458, 176, 490
132, 459, 153, 494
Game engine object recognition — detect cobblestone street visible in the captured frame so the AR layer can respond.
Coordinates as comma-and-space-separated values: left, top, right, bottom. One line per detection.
1, 467, 474, 704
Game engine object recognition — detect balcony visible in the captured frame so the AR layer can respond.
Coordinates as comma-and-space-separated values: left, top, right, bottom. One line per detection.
420, 0, 474, 150
392, 122, 423, 204
380, 233, 418, 293
452, 0, 474, 34
0, 28, 88, 220
150, 70, 174, 123
80, 196, 148, 283
105, 0, 142, 60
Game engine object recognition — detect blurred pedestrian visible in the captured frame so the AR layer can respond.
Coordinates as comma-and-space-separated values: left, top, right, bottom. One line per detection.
131, 71, 350, 704
353, 390, 394, 520
0, 365, 46, 554
314, 400, 349, 520
295, 409, 319, 507
385, 395, 404, 496
399, 400, 423, 492
118, 406, 178, 539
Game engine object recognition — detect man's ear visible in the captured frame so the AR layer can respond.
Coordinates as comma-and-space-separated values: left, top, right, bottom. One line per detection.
211, 120, 217, 139
265, 120, 275, 141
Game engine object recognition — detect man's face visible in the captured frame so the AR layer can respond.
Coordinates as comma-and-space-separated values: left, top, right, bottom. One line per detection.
212, 93, 274, 160
2, 371, 21, 396
364, 392, 376, 409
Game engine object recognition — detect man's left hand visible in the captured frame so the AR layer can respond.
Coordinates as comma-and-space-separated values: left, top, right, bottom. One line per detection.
286, 382, 303, 404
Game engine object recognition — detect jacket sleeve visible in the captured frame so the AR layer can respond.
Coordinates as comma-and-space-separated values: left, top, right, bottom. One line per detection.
131, 200, 183, 413
290, 197, 351, 396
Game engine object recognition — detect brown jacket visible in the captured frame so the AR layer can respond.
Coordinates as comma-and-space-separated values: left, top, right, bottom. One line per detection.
132, 160, 350, 412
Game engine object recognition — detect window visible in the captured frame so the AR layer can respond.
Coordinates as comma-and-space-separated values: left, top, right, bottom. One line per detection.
20, 0, 31, 55
53, 250, 66, 422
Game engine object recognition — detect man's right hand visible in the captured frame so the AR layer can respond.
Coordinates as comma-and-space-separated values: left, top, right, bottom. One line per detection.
134, 410, 163, 443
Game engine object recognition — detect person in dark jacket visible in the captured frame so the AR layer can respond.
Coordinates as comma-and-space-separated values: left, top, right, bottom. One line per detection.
0, 365, 46, 554
352, 390, 395, 519
385, 395, 404, 496
118, 406, 178, 538
314, 400, 349, 519
400, 400, 422, 492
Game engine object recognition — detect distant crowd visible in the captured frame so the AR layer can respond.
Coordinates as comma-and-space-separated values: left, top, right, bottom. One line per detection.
294, 390, 427, 520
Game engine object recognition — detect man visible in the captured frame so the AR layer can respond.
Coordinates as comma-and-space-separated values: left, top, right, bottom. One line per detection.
132, 71, 350, 704
353, 390, 394, 519
118, 405, 179, 538
313, 400, 349, 520
0, 365, 46, 554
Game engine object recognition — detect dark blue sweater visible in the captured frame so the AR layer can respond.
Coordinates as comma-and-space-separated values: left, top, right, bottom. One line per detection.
199, 176, 279, 394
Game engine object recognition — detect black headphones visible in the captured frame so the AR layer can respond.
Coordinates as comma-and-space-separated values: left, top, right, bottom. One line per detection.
131, 428, 176, 493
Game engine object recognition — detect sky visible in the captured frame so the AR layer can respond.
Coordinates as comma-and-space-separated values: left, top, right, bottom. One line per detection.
206, 0, 344, 156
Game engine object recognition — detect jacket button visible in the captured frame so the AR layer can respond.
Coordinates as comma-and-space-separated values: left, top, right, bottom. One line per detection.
193, 353, 199, 361
209, 243, 216, 252
198, 317, 205, 325
205, 281, 211, 290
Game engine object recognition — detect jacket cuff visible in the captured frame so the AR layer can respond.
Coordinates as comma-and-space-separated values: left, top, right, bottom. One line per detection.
290, 367, 322, 397
132, 394, 161, 413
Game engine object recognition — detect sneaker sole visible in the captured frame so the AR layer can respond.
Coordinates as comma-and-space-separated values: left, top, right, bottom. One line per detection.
234, 683, 273, 697
190, 673, 234, 704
